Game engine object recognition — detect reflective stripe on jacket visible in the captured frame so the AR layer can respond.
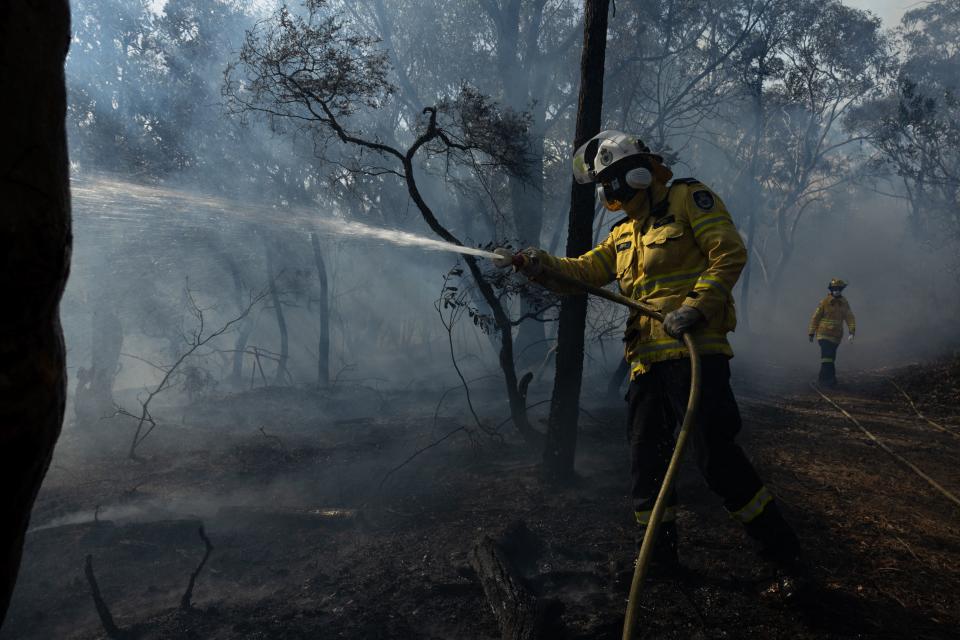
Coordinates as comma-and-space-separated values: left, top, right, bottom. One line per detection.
536, 179, 746, 378
808, 295, 856, 343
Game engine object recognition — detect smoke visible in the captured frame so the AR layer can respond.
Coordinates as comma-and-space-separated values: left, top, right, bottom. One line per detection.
59, 0, 960, 438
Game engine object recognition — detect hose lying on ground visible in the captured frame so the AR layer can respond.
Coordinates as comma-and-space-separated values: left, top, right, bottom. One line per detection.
884, 377, 960, 441
533, 267, 701, 640
811, 383, 960, 509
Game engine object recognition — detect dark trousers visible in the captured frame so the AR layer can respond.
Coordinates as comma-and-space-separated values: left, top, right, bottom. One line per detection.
626, 355, 799, 559
818, 339, 839, 385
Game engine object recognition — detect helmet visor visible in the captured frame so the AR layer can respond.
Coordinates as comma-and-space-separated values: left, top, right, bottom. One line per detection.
572, 130, 626, 184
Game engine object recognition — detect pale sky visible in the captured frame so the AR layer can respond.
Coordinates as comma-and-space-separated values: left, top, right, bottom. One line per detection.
843, 0, 916, 26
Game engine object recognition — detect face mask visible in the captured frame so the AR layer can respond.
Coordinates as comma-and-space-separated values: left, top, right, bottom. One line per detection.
830, 290, 842, 298
596, 181, 626, 210
597, 165, 653, 211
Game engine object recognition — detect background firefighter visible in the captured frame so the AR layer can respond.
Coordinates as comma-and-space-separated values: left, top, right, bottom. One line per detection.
808, 279, 857, 387
497, 131, 804, 598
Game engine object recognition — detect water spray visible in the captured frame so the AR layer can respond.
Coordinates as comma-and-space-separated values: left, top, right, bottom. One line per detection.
72, 175, 502, 262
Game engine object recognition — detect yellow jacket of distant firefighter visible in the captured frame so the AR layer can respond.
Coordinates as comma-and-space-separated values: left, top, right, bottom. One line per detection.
535, 178, 746, 379
808, 296, 856, 343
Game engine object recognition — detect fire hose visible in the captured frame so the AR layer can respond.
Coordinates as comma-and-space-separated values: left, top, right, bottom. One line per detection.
496, 251, 701, 639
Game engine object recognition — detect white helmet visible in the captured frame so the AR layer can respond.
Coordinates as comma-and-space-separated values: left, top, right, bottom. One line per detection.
571, 130, 663, 210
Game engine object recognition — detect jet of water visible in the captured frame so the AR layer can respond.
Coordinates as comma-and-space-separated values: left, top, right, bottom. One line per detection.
311, 216, 501, 260
71, 175, 503, 261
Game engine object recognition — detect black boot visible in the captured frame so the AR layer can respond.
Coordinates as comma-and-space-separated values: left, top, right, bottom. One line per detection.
635, 521, 682, 578
817, 364, 836, 388
743, 503, 807, 601
767, 553, 807, 602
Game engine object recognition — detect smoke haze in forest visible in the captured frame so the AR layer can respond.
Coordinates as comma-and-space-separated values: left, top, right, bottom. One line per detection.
60, 0, 960, 432
9, 5, 960, 639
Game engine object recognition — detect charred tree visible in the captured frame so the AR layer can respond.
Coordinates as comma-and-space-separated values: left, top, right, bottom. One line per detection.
484, 0, 547, 368
731, 18, 776, 332
476, 1, 581, 369
310, 233, 330, 388
75, 306, 123, 427
202, 232, 253, 390
179, 527, 213, 610
542, 0, 609, 482
262, 236, 289, 385
731, 65, 765, 334
0, 0, 72, 624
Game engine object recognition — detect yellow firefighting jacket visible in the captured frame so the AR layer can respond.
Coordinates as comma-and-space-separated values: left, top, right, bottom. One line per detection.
808, 295, 856, 343
536, 178, 746, 379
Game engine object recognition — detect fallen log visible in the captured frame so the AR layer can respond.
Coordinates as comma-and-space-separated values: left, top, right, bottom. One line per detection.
468, 534, 560, 640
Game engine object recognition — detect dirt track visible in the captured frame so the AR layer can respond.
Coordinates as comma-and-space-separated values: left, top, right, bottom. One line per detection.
2, 362, 958, 639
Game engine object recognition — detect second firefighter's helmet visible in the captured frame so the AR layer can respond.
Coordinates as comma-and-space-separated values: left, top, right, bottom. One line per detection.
828, 278, 848, 291
571, 130, 672, 210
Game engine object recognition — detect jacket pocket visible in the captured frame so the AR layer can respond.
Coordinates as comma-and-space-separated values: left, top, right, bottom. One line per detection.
641, 222, 685, 247
640, 222, 688, 277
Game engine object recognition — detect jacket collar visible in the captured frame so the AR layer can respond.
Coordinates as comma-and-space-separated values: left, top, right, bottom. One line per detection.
623, 181, 670, 223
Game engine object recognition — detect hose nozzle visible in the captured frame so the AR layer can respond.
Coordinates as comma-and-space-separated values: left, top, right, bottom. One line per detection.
492, 247, 522, 269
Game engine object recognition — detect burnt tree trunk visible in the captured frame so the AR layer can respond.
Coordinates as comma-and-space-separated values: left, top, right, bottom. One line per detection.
543, 0, 609, 482
263, 236, 289, 384
512, 125, 547, 367
310, 233, 330, 388
75, 306, 122, 427
0, 0, 72, 625
206, 234, 252, 390
737, 78, 764, 334
497, 0, 548, 369
399, 129, 540, 445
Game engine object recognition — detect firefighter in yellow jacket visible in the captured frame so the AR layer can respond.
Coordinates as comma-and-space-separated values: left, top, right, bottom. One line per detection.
495, 131, 802, 597
808, 279, 856, 387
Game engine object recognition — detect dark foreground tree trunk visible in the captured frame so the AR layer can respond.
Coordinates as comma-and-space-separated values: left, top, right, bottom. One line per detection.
543, 0, 609, 482
0, 0, 72, 625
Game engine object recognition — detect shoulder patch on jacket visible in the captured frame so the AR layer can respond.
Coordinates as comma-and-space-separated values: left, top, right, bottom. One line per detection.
609, 216, 631, 231
692, 189, 715, 211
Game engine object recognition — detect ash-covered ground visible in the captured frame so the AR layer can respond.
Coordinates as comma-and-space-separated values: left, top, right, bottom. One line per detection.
3, 358, 958, 640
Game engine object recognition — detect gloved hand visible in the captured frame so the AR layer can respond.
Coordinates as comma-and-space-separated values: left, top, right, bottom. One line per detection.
809, 334, 814, 343
848, 334, 855, 343
516, 247, 544, 277
663, 305, 703, 339
491, 247, 543, 276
